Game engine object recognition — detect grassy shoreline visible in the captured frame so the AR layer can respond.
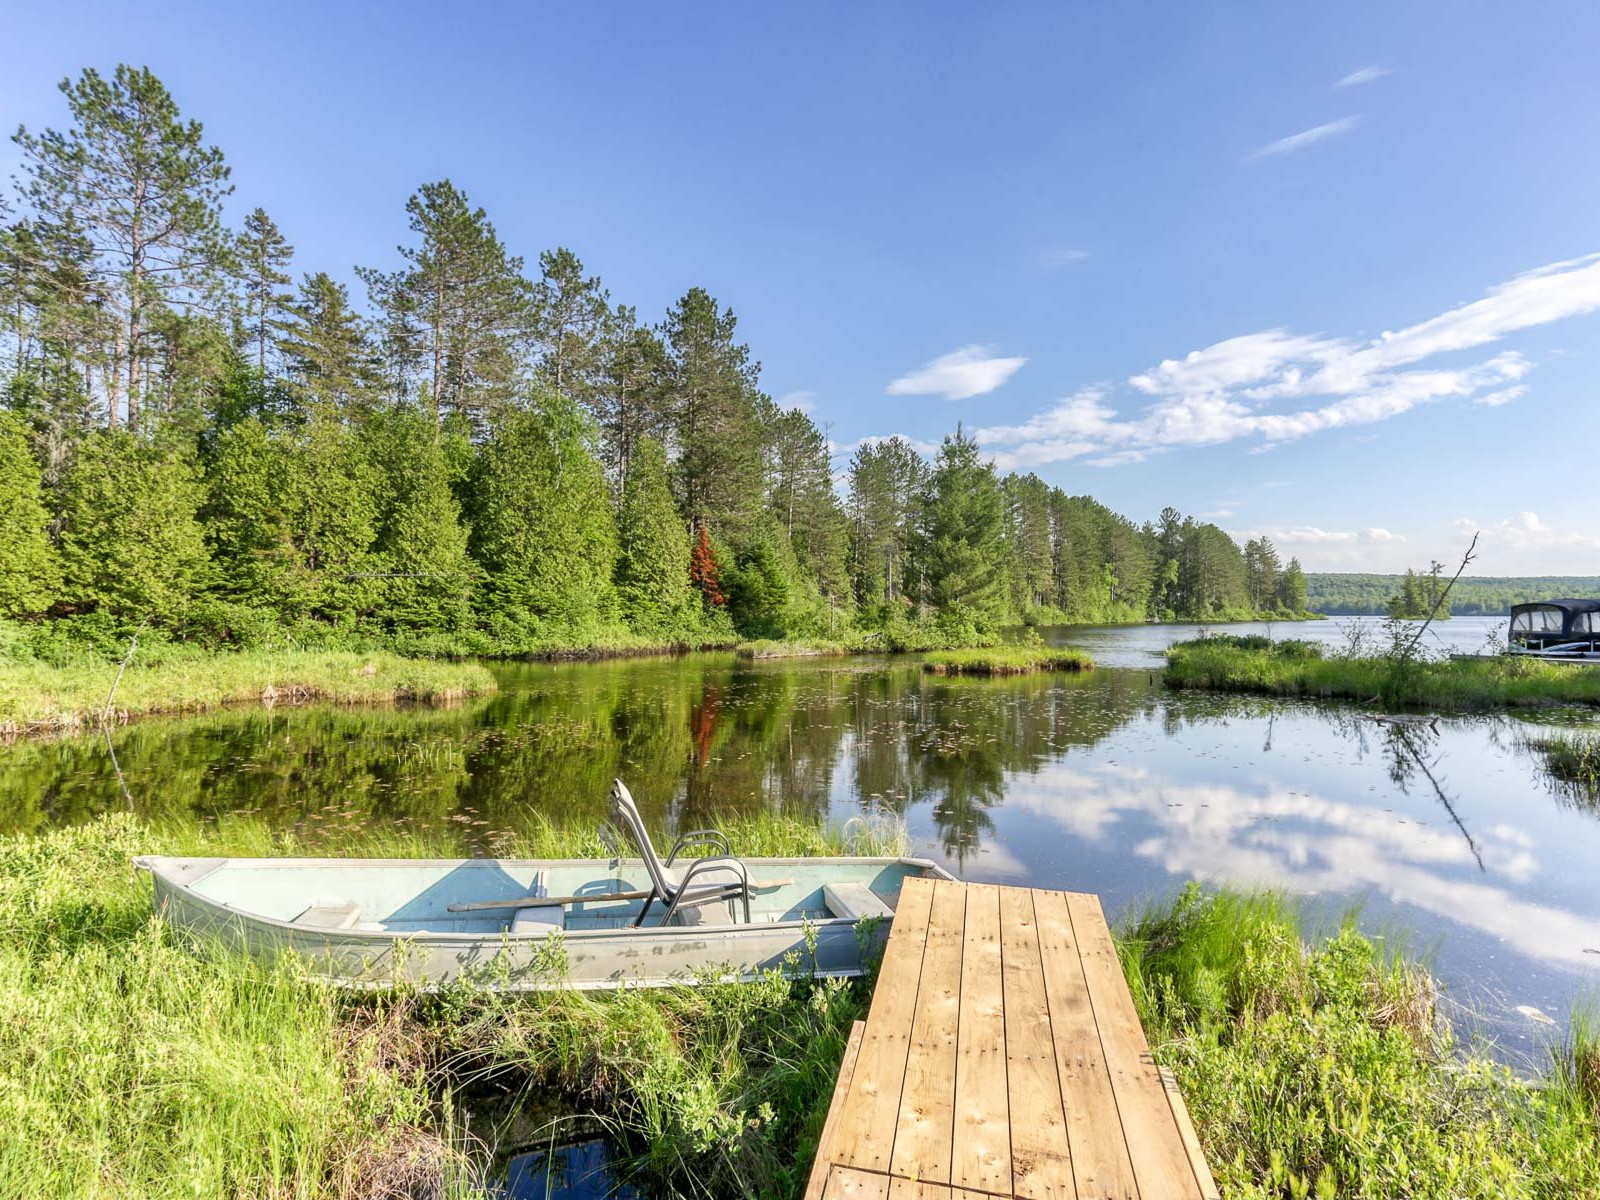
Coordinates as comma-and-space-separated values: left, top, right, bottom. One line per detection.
1166, 636, 1600, 711
5, 813, 1596, 1198
0, 649, 497, 737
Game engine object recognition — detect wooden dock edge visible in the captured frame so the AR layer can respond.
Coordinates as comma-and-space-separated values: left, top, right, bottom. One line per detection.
1160, 1065, 1221, 1200
804, 1020, 866, 1200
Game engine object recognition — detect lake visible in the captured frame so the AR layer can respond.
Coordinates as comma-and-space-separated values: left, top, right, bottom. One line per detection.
6, 615, 1596, 1060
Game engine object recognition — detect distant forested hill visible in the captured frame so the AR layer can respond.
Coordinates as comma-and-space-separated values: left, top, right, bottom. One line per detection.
1306, 575, 1600, 615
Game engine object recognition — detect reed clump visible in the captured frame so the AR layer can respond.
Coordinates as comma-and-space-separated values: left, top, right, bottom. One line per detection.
922, 645, 1094, 676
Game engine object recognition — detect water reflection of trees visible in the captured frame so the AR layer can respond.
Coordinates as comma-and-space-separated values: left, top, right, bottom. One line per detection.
0, 659, 1164, 860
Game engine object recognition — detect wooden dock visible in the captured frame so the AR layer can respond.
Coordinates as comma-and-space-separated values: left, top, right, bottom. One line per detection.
805, 877, 1218, 1200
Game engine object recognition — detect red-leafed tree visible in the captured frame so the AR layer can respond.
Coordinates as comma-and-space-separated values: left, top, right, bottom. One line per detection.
689, 524, 725, 607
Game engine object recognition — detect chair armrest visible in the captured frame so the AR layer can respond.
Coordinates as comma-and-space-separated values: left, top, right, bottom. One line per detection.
666, 829, 732, 865
672, 854, 749, 895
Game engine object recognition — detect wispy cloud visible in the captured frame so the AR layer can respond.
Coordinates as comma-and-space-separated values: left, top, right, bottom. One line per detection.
1040, 247, 1090, 271
776, 390, 816, 415
1335, 65, 1391, 88
886, 344, 1027, 401
965, 252, 1600, 472
1247, 115, 1362, 161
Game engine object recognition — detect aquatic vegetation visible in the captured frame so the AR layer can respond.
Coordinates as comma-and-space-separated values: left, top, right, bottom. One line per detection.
735, 638, 853, 659
1166, 636, 1600, 711
1528, 732, 1600, 803
921, 645, 1094, 675
0, 649, 496, 737
1122, 885, 1600, 1199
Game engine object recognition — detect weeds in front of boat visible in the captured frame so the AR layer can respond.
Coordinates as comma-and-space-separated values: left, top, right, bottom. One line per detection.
1166, 635, 1600, 711
1121, 883, 1600, 1199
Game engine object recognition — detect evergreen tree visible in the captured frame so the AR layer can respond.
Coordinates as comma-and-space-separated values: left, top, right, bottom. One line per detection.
14, 65, 233, 430
593, 307, 669, 482
661, 288, 764, 541
57, 431, 210, 618
922, 428, 1009, 623
615, 436, 694, 631
724, 536, 792, 638
358, 180, 528, 424
0, 411, 60, 615
206, 415, 380, 623
237, 208, 294, 376
468, 394, 619, 633
1003, 473, 1054, 613
1277, 557, 1307, 614
847, 436, 926, 608
362, 405, 472, 631
529, 248, 611, 411
765, 404, 851, 607
278, 272, 380, 413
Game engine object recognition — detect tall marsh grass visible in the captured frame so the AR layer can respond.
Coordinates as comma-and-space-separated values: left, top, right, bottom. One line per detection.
1121, 884, 1600, 1198
0, 650, 496, 737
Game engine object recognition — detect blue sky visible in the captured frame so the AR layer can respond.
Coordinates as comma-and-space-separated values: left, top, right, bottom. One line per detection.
5, 2, 1599, 573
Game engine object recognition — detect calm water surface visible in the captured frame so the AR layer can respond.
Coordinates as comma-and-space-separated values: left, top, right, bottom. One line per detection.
6, 616, 1597, 1057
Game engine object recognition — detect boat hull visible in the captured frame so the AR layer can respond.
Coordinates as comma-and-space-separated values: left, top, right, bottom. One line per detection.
138, 855, 952, 991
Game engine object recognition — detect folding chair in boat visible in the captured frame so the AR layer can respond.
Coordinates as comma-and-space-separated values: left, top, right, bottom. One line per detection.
609, 779, 753, 927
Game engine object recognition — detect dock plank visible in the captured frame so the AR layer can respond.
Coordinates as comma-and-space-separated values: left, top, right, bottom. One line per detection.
998, 888, 1075, 1200
892, 879, 968, 1182
832, 875, 936, 1175
1031, 890, 1139, 1200
952, 883, 1011, 1195
804, 1021, 867, 1200
1066, 893, 1204, 1200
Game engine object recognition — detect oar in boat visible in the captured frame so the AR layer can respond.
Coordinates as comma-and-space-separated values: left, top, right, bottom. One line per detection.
446, 878, 794, 913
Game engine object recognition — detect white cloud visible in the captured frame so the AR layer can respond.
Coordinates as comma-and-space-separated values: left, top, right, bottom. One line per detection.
1232, 525, 1406, 547
1335, 65, 1391, 88
1455, 512, 1600, 561
776, 390, 816, 415
967, 252, 1600, 471
1247, 115, 1362, 160
1040, 247, 1090, 271
887, 344, 1027, 401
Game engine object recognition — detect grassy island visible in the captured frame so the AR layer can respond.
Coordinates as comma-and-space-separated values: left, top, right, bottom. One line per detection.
922, 645, 1094, 675
5, 815, 1597, 1200
1166, 635, 1600, 711
0, 650, 496, 738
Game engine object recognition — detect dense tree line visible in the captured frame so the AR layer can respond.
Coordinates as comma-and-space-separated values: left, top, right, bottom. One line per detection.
0, 66, 1301, 657
1306, 575, 1600, 617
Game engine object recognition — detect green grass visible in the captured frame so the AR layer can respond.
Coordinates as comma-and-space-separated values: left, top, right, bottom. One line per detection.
922, 645, 1094, 675
0, 650, 497, 736
0, 810, 905, 1200
1121, 884, 1600, 1199
12, 811, 1600, 1198
1165, 636, 1600, 711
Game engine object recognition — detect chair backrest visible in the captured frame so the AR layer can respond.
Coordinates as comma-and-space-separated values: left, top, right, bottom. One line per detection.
610, 779, 674, 897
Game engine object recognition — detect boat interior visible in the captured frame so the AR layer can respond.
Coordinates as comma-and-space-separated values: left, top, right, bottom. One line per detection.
183, 858, 921, 935
1509, 600, 1600, 656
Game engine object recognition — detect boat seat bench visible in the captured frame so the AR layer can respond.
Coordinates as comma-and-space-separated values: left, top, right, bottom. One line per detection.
823, 882, 894, 921
505, 870, 562, 934
293, 901, 362, 929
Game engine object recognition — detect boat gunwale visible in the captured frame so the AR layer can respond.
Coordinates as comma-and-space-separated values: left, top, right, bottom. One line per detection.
135, 854, 954, 944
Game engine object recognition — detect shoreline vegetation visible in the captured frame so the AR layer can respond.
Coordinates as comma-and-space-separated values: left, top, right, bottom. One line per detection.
7, 814, 1597, 1200
0, 649, 496, 738
922, 645, 1094, 675
1165, 634, 1600, 711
